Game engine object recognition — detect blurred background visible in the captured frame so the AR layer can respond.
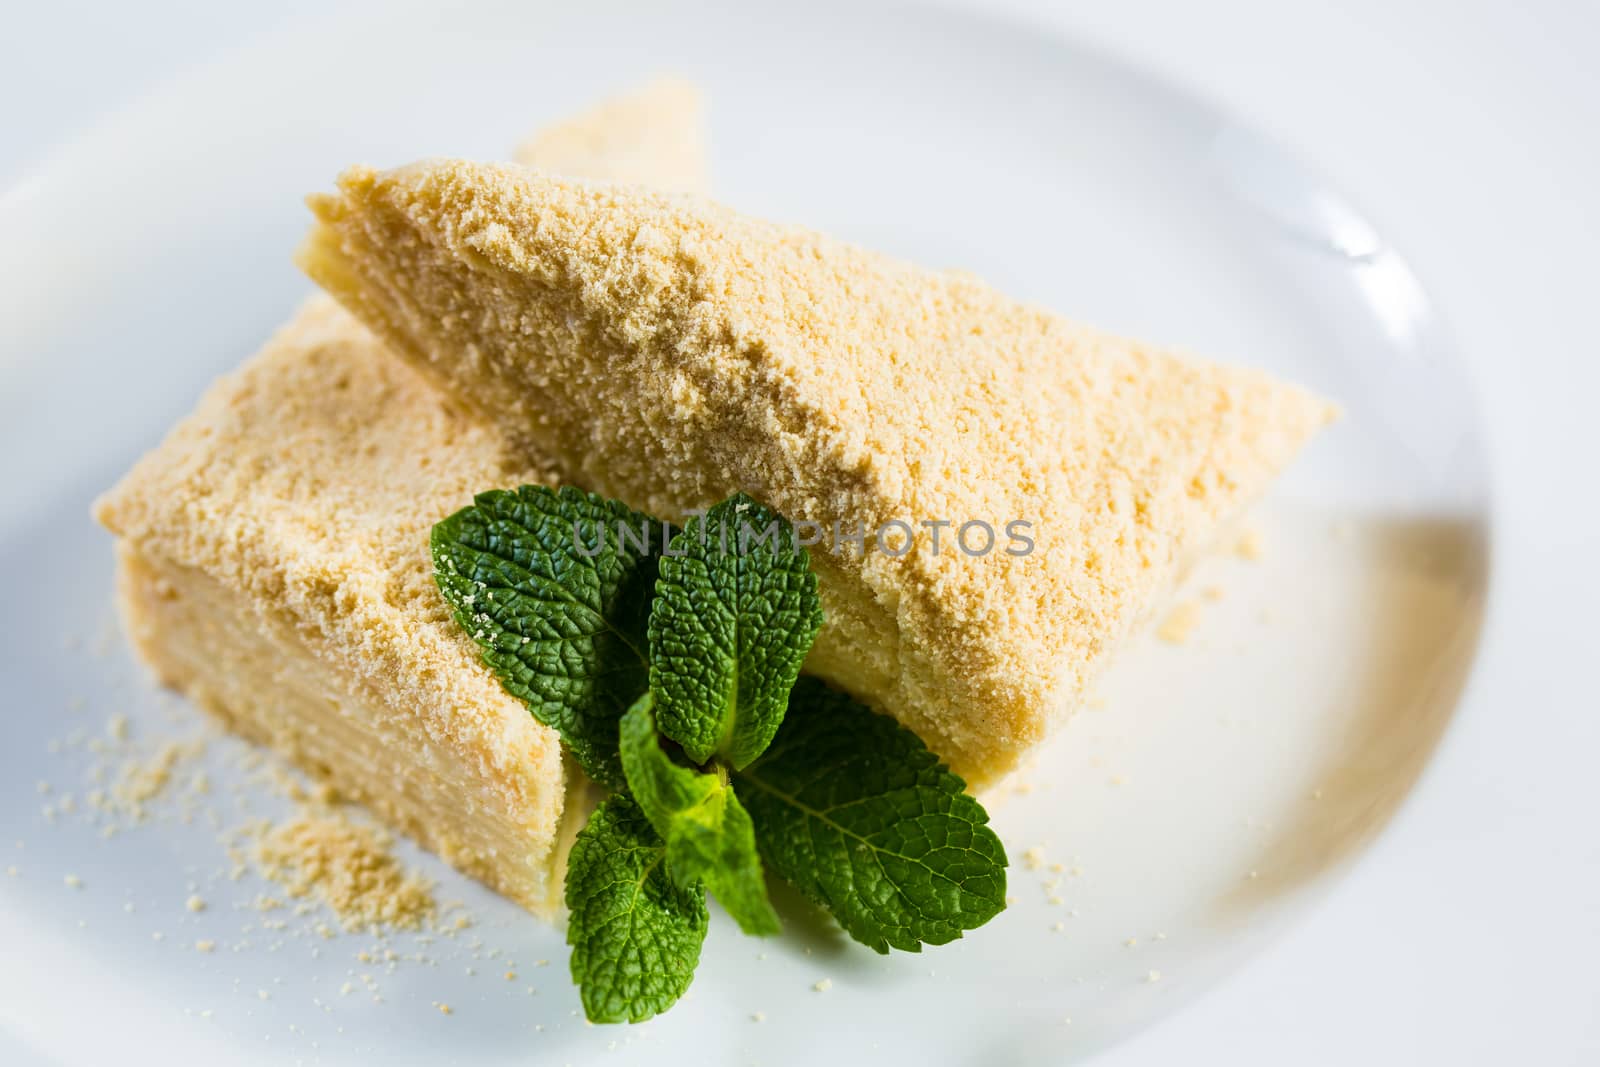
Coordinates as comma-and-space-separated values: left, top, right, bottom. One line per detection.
2, 1, 1596, 1064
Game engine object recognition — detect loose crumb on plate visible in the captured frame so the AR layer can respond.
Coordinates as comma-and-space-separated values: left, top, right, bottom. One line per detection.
1156, 602, 1202, 645
252, 808, 434, 931
1233, 526, 1265, 560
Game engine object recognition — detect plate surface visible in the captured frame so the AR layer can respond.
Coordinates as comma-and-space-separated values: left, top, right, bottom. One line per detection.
0, 1, 1489, 1063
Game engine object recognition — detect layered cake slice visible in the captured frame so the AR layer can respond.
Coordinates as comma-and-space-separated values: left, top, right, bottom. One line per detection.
299, 163, 1337, 785
94, 83, 707, 916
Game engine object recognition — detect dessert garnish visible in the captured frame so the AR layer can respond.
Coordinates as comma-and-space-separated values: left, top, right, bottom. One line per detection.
432, 487, 1008, 1021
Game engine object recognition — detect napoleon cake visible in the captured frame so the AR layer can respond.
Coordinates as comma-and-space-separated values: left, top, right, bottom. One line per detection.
94, 81, 707, 916
299, 161, 1337, 785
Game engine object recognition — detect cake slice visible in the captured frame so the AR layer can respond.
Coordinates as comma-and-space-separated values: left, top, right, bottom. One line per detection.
100, 308, 577, 913
299, 163, 1337, 786
95, 83, 707, 916
513, 77, 705, 192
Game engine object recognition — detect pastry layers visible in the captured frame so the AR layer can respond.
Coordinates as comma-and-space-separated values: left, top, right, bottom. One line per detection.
300, 163, 1337, 785
95, 83, 706, 915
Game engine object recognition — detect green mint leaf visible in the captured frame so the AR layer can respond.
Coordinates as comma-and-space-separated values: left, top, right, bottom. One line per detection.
431, 484, 670, 789
565, 794, 709, 1023
733, 677, 1008, 953
648, 493, 822, 769
619, 694, 781, 937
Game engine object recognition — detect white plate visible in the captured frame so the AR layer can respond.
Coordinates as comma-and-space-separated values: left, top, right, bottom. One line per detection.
0, 0, 1490, 1063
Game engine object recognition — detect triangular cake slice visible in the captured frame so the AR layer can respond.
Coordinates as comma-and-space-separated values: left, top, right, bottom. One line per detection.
98, 301, 579, 914
96, 83, 707, 917
513, 77, 705, 191
299, 162, 1337, 786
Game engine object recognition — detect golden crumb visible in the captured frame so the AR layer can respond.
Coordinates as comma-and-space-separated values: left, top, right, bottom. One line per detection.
1156, 602, 1203, 645
117, 740, 203, 809
185, 894, 206, 913
63, 874, 82, 889
195, 939, 216, 953
1233, 526, 1266, 560
1021, 846, 1047, 870
812, 979, 832, 993
253, 808, 435, 931
435, 1002, 453, 1016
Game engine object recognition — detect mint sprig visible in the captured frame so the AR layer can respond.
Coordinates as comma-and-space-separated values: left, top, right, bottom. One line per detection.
649, 493, 821, 768
433, 485, 1007, 1024
737, 677, 1008, 952
431, 485, 668, 790
565, 795, 708, 1023
619, 694, 780, 936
